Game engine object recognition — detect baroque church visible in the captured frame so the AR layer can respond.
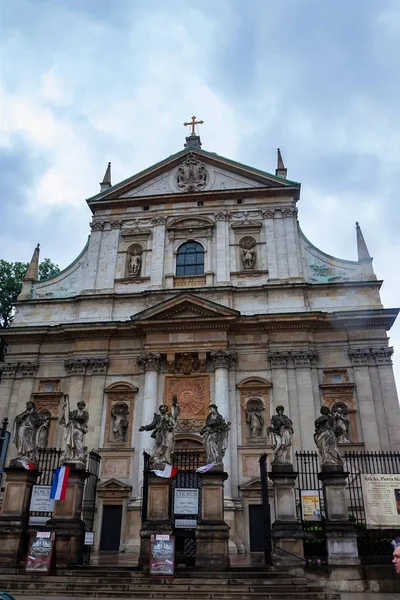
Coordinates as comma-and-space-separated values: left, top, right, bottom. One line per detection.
1, 125, 399, 554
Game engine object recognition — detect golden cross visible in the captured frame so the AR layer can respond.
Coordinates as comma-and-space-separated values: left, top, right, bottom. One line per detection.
184, 115, 204, 136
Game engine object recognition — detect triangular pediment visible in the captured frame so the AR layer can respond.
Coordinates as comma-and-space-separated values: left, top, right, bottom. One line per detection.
130, 293, 240, 324
97, 478, 132, 491
239, 477, 262, 491
87, 148, 299, 205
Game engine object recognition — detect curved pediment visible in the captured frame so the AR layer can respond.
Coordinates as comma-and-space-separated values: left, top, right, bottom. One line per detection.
168, 216, 215, 229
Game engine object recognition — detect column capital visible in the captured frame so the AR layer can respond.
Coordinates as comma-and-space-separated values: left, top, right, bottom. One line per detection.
152, 216, 167, 226
348, 348, 371, 365
291, 349, 319, 367
137, 352, 162, 373
64, 358, 89, 375
19, 361, 39, 377
267, 351, 289, 367
370, 346, 394, 365
89, 358, 109, 374
0, 362, 19, 378
210, 349, 237, 370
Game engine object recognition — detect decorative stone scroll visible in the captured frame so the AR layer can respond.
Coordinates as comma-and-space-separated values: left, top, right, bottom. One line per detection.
176, 153, 208, 192
0, 362, 19, 378
210, 349, 237, 370
370, 347, 394, 365
136, 352, 162, 373
64, 358, 89, 375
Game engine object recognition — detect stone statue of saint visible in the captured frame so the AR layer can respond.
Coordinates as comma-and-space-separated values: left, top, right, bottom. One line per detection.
111, 403, 129, 442
128, 250, 142, 277
59, 395, 89, 464
314, 406, 343, 468
139, 396, 180, 464
11, 401, 48, 465
36, 413, 50, 448
267, 405, 294, 465
332, 405, 350, 444
245, 402, 264, 438
242, 247, 256, 270
200, 404, 230, 466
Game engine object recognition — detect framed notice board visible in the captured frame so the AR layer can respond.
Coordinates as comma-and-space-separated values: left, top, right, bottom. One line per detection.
150, 535, 175, 575
25, 532, 55, 573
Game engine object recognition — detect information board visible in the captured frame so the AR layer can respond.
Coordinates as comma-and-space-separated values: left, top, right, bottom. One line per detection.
175, 518, 197, 529
150, 535, 175, 575
29, 485, 55, 513
361, 474, 400, 528
300, 490, 321, 521
25, 532, 55, 573
173, 488, 199, 515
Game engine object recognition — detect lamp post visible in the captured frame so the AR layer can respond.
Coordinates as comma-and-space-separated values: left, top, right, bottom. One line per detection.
259, 453, 273, 565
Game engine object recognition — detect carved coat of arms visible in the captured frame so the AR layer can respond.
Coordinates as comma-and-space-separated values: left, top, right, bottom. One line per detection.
176, 153, 208, 192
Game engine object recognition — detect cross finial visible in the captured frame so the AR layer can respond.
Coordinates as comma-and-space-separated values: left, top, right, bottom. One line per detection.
184, 115, 204, 136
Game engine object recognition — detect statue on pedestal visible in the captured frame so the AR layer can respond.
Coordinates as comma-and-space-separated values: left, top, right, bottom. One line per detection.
200, 404, 230, 466
267, 405, 294, 465
314, 406, 343, 468
11, 400, 49, 465
59, 395, 89, 465
139, 396, 180, 464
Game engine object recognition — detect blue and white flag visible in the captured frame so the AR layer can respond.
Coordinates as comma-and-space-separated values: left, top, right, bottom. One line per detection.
50, 465, 70, 500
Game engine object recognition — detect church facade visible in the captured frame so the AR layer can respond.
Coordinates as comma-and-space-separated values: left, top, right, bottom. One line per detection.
1, 133, 399, 554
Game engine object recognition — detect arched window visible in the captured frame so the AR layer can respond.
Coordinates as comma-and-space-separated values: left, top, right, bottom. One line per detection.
176, 241, 204, 276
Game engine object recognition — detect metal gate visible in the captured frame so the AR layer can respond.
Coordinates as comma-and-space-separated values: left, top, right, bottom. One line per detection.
171, 450, 202, 566
81, 450, 101, 564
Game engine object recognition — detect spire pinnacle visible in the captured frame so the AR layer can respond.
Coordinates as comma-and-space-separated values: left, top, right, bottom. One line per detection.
275, 148, 287, 178
24, 244, 40, 281
100, 162, 111, 192
356, 222, 372, 261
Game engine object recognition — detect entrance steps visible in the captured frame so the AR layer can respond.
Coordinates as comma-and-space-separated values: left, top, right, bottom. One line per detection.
0, 567, 340, 599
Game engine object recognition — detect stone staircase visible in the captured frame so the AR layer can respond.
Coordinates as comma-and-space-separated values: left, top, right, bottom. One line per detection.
0, 566, 341, 599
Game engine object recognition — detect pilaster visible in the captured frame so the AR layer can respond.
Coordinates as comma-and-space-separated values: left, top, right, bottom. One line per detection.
292, 350, 319, 451
371, 347, 400, 450
348, 349, 380, 450
0, 362, 19, 415
95, 220, 121, 290
262, 210, 278, 280
136, 353, 161, 485
150, 217, 166, 287
215, 213, 230, 283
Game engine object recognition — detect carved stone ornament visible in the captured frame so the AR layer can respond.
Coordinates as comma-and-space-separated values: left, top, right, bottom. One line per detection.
152, 216, 167, 226
175, 353, 200, 375
90, 221, 105, 231
371, 347, 394, 365
110, 220, 122, 229
291, 349, 319, 367
19, 362, 39, 377
136, 352, 162, 373
176, 153, 208, 192
267, 351, 289, 367
175, 419, 204, 433
90, 358, 109, 374
348, 348, 371, 365
210, 349, 237, 370
0, 362, 19, 377
282, 208, 298, 218
64, 358, 89, 375
261, 209, 275, 219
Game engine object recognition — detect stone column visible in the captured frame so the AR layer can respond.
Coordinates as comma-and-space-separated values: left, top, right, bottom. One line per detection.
262, 209, 278, 281
136, 353, 161, 470
371, 347, 400, 451
318, 466, 360, 566
215, 213, 230, 283
283, 208, 302, 280
349, 349, 380, 450
0, 362, 19, 416
195, 470, 230, 571
86, 358, 109, 449
0, 467, 38, 565
268, 352, 302, 447
48, 465, 87, 567
150, 217, 166, 288
269, 464, 304, 565
293, 350, 319, 451
273, 211, 289, 279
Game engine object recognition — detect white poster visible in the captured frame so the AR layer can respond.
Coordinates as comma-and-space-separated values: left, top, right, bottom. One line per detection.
29, 485, 55, 513
174, 489, 199, 515
361, 474, 400, 528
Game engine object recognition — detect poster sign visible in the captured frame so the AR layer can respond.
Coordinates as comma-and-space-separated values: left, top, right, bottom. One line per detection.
361, 474, 400, 528
150, 535, 175, 575
173, 489, 199, 515
84, 531, 94, 545
30, 485, 55, 513
25, 532, 55, 573
175, 518, 197, 529
300, 490, 321, 521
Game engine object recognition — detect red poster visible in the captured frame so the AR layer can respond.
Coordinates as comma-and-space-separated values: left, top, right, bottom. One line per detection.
150, 535, 175, 575
25, 532, 55, 573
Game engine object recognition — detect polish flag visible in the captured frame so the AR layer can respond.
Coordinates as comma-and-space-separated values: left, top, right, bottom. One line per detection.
151, 464, 178, 478
50, 466, 70, 500
18, 458, 37, 470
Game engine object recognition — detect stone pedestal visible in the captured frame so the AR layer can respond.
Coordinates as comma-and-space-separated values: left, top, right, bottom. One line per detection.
269, 464, 304, 565
195, 469, 230, 571
48, 465, 87, 567
319, 467, 360, 565
138, 473, 173, 568
0, 467, 38, 565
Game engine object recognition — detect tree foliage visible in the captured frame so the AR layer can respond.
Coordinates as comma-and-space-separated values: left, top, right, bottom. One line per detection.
0, 258, 60, 360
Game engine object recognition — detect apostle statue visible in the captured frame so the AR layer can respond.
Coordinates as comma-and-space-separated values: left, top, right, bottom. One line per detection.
11, 400, 48, 465
139, 395, 180, 464
200, 404, 230, 466
314, 405, 343, 468
245, 400, 264, 438
111, 403, 129, 443
242, 246, 256, 270
59, 395, 89, 464
332, 405, 350, 444
267, 405, 294, 465
128, 249, 142, 277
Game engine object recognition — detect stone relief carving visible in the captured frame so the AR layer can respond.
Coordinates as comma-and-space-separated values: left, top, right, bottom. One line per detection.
200, 404, 230, 466
370, 347, 394, 365
139, 396, 180, 465
90, 221, 105, 231
245, 398, 265, 439
314, 406, 343, 468
291, 349, 319, 367
110, 402, 129, 443
59, 395, 89, 465
309, 262, 349, 283
267, 406, 294, 465
240, 236, 257, 270
90, 358, 109, 374
19, 362, 39, 377
348, 348, 371, 365
137, 352, 162, 373
11, 401, 49, 466
267, 351, 290, 367
0, 363, 19, 377
167, 378, 207, 419
127, 244, 143, 277
175, 353, 200, 375
175, 419, 204, 433
176, 153, 208, 192
64, 358, 89, 375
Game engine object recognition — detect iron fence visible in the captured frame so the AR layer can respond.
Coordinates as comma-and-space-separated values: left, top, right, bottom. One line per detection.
173, 449, 201, 471
81, 450, 101, 564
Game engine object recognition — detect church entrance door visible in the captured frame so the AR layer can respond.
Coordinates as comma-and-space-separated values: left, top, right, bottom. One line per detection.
249, 505, 264, 552
100, 505, 122, 551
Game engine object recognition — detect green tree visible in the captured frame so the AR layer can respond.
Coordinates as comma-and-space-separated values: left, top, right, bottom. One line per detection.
0, 258, 60, 360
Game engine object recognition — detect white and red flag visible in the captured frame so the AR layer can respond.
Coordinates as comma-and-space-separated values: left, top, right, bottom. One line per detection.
196, 463, 215, 473
151, 464, 178, 478
50, 465, 70, 500
18, 458, 36, 470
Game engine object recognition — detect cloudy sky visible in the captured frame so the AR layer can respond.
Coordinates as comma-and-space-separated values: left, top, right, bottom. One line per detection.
1, 0, 399, 387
